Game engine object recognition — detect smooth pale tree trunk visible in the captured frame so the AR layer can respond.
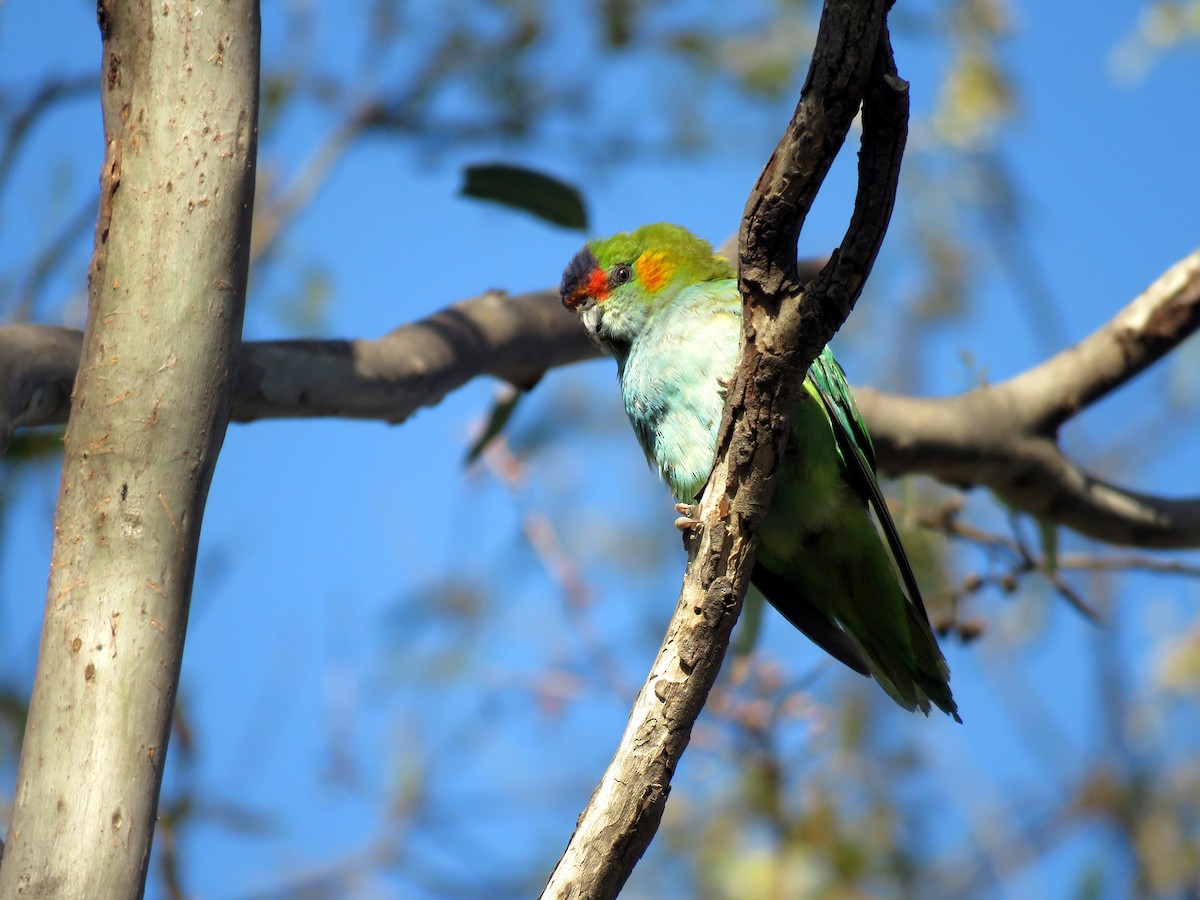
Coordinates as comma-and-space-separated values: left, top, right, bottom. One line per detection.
0, 2, 259, 896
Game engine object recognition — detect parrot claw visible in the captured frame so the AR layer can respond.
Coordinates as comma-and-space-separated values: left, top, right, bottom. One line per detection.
674, 502, 702, 532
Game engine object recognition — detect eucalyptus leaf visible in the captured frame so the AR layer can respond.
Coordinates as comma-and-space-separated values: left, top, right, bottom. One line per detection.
465, 389, 523, 465
3, 428, 64, 462
1037, 517, 1059, 574
461, 163, 588, 231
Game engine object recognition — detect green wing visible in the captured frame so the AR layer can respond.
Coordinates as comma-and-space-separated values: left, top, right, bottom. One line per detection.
808, 348, 932, 628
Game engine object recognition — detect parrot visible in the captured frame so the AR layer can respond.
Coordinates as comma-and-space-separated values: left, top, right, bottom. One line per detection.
560, 223, 959, 721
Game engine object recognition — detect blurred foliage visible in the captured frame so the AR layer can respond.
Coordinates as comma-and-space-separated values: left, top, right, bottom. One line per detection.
930, 0, 1015, 149
2, 1, 1200, 898
465, 384, 525, 464
1110, 1, 1200, 82
0, 428, 63, 464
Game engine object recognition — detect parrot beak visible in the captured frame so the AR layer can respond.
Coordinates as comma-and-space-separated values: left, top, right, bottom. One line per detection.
578, 303, 605, 348
563, 288, 590, 313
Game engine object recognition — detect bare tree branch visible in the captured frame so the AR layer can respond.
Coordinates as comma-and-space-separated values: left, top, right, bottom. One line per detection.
0, 323, 83, 447
233, 290, 589, 422
7, 244, 1198, 548
0, 290, 590, 442
541, 2, 900, 896
854, 246, 1200, 548
5, 207, 1200, 555
1012, 249, 1200, 432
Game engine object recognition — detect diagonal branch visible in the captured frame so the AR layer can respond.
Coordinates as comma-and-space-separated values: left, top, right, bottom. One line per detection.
1008, 249, 1200, 433
541, 2, 901, 896
853, 247, 1200, 548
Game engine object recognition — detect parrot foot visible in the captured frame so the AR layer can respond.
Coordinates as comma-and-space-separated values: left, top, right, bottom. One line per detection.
674, 503, 702, 532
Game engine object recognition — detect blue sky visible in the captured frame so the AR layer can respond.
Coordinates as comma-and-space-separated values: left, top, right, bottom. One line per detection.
1, 2, 1199, 897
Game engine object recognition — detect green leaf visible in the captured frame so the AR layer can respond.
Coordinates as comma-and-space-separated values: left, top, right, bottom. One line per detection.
1037, 517, 1059, 574
3, 427, 64, 462
461, 163, 588, 231
1074, 860, 1106, 900
464, 389, 522, 465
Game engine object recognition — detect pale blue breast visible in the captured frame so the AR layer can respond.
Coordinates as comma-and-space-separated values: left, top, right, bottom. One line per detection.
617, 281, 742, 501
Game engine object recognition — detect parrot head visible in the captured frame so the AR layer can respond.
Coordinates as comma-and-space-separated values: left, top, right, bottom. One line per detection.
560, 223, 734, 353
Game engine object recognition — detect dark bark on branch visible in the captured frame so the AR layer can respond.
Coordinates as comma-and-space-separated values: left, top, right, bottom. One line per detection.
541, 2, 900, 896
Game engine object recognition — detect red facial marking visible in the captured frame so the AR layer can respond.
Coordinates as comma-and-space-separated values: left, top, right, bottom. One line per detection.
586, 267, 609, 302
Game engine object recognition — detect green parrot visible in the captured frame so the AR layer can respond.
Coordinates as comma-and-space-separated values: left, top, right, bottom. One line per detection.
560, 223, 959, 721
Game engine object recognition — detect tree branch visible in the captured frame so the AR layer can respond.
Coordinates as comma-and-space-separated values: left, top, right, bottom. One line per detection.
0, 1, 259, 895
541, 2, 899, 896
0, 323, 83, 448
233, 290, 590, 422
854, 246, 1200, 548
0, 290, 593, 442
5, 246, 1200, 548
1011, 249, 1200, 432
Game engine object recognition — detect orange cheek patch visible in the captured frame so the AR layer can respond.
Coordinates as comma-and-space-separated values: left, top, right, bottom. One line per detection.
586, 268, 610, 301
636, 251, 675, 293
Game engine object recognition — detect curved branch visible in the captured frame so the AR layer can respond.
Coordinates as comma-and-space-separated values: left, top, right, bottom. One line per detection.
0, 290, 595, 438
542, 2, 899, 896
853, 246, 1200, 548
738, 0, 889, 310
859, 383, 1200, 548
995, 440, 1200, 549
5, 247, 1200, 549
1007, 248, 1200, 432
233, 289, 593, 422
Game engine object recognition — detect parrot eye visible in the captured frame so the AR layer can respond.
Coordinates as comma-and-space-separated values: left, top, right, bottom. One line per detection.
612, 264, 633, 286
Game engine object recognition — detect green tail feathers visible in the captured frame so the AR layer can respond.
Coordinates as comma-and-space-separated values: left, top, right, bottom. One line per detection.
755, 349, 960, 722
753, 515, 961, 723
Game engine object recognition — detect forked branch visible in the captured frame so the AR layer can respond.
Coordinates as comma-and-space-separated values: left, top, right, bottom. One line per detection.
541, 2, 902, 896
